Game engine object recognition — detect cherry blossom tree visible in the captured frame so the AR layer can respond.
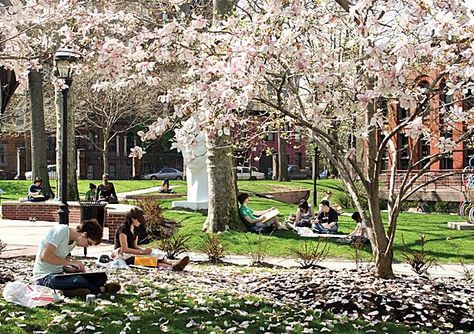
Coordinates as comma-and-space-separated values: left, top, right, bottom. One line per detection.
2, 0, 474, 277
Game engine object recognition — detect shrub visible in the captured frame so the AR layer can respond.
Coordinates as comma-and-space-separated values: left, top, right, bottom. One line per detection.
138, 198, 180, 240
159, 234, 191, 259
245, 232, 273, 265
0, 239, 6, 255
290, 239, 329, 269
401, 234, 438, 276
202, 233, 228, 264
351, 237, 373, 272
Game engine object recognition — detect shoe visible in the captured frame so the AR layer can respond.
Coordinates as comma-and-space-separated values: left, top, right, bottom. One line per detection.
99, 255, 111, 263
61, 288, 91, 298
104, 282, 121, 293
172, 256, 190, 271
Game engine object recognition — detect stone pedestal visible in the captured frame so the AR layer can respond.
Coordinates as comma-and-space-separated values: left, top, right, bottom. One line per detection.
172, 137, 208, 210
14, 147, 26, 180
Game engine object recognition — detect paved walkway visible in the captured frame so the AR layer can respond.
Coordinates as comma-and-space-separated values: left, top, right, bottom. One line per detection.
116, 185, 182, 200
1, 219, 472, 278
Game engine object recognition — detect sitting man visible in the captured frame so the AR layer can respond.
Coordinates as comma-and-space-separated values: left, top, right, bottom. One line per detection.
313, 200, 339, 234
28, 176, 50, 202
237, 193, 286, 232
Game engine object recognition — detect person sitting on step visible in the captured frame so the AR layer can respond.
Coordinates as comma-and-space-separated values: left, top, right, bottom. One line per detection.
28, 176, 49, 202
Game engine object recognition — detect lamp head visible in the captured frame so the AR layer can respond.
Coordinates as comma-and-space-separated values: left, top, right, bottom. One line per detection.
54, 48, 80, 79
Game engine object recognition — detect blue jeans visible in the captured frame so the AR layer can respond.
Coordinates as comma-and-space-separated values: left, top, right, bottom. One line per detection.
37, 273, 107, 294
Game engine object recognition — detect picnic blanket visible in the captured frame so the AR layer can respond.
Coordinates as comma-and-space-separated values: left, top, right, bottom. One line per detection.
287, 223, 348, 238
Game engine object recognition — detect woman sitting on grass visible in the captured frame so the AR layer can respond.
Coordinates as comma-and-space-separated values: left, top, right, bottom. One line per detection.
294, 199, 314, 227
33, 219, 120, 298
113, 207, 189, 271
158, 179, 174, 194
237, 193, 286, 232
347, 212, 368, 242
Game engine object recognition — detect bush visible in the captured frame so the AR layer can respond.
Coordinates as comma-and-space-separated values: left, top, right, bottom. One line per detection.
245, 232, 273, 265
202, 233, 228, 264
290, 239, 329, 268
159, 234, 191, 259
401, 234, 438, 276
137, 198, 180, 240
0, 239, 5, 255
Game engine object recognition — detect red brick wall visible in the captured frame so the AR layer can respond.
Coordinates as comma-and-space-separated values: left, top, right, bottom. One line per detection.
2, 201, 130, 241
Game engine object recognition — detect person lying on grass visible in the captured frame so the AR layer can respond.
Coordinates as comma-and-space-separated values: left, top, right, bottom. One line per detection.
312, 200, 339, 234
112, 207, 189, 271
33, 219, 121, 298
237, 193, 287, 232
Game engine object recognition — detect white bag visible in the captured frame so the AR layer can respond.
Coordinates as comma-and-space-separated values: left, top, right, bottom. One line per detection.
2, 281, 58, 308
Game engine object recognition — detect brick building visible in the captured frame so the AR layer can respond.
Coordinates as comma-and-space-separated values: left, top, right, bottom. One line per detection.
379, 73, 474, 201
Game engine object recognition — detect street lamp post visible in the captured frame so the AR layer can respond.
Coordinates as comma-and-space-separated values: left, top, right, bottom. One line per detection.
54, 49, 78, 225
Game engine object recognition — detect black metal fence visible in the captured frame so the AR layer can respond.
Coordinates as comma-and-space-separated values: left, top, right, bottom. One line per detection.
0, 150, 183, 180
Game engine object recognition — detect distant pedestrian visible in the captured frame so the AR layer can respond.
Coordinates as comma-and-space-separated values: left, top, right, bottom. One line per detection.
85, 183, 97, 201
96, 174, 118, 204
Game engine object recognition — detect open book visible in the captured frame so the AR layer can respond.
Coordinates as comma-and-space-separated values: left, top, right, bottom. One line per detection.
260, 208, 280, 222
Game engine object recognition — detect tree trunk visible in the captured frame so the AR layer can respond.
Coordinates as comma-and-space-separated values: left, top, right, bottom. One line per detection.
102, 147, 109, 175
278, 132, 289, 181
203, 134, 245, 232
28, 70, 54, 198
202, 0, 243, 233
374, 246, 395, 278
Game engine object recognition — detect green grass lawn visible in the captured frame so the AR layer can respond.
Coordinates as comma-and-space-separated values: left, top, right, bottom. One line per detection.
0, 179, 471, 264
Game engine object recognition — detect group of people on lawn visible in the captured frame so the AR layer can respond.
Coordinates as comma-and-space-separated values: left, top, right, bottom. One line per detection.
28, 174, 119, 203
29, 174, 173, 203
238, 191, 368, 242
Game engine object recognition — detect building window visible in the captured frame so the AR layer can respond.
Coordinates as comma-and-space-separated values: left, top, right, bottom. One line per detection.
108, 164, 116, 179
420, 137, 430, 168
378, 132, 389, 171
0, 143, 7, 167
87, 164, 94, 180
295, 152, 303, 168
397, 106, 409, 121
464, 86, 474, 111
398, 135, 409, 170
294, 127, 301, 143
265, 132, 275, 141
109, 136, 117, 153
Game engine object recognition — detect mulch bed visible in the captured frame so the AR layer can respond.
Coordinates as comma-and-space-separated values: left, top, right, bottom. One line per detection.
1, 257, 473, 332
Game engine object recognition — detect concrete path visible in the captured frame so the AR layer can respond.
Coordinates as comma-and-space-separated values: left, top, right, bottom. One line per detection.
116, 185, 182, 200
1, 219, 473, 278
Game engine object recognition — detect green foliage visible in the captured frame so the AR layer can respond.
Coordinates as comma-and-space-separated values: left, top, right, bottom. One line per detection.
351, 237, 373, 272
290, 239, 330, 268
0, 239, 5, 255
159, 234, 191, 259
245, 232, 273, 265
401, 234, 438, 276
202, 233, 228, 264
137, 198, 179, 240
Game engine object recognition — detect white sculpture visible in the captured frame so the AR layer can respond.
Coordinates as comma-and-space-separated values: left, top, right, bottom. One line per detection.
172, 136, 209, 210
